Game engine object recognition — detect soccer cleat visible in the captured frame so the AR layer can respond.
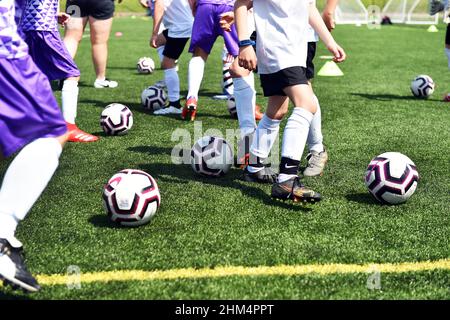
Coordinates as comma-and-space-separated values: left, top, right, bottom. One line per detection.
303, 148, 328, 177
0, 238, 40, 292
243, 166, 277, 184
443, 93, 450, 102
67, 123, 99, 143
154, 106, 182, 115
255, 104, 263, 121
271, 177, 322, 203
94, 78, 118, 89
181, 97, 197, 121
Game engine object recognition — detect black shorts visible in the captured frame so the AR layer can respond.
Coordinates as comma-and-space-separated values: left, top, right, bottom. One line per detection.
306, 42, 317, 80
162, 29, 190, 60
259, 66, 309, 97
446, 24, 450, 45
66, 0, 115, 20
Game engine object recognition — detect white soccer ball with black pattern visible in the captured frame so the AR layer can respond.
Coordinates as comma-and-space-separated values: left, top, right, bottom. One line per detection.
411, 75, 435, 98
365, 152, 419, 205
141, 85, 167, 111
103, 169, 161, 227
190, 136, 234, 177
137, 57, 155, 74
227, 96, 237, 118
100, 103, 133, 136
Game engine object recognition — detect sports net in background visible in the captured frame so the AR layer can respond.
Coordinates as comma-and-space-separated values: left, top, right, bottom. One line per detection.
382, 0, 439, 24
334, 0, 369, 24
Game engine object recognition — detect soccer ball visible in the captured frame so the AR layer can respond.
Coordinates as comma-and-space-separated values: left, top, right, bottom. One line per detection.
100, 103, 133, 135
190, 136, 234, 177
227, 96, 237, 118
141, 86, 167, 111
365, 152, 419, 205
103, 169, 161, 227
410, 75, 435, 98
137, 57, 155, 74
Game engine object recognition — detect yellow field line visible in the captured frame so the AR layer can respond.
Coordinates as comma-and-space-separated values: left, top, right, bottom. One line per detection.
36, 259, 450, 286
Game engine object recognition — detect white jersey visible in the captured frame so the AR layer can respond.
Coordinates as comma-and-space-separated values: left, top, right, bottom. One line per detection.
162, 0, 193, 38
253, 0, 312, 74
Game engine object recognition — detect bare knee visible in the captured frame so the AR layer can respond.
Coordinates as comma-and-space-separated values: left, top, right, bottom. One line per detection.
161, 57, 176, 69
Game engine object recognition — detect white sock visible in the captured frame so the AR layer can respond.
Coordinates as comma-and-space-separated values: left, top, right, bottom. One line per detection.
164, 67, 180, 103
62, 79, 79, 124
187, 56, 205, 100
277, 108, 313, 183
0, 138, 62, 239
307, 95, 324, 153
445, 47, 450, 69
233, 73, 256, 138
281, 107, 313, 161
156, 46, 165, 65
248, 115, 281, 172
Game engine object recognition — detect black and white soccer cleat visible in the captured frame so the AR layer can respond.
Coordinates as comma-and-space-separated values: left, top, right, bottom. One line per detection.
0, 238, 40, 292
243, 166, 278, 184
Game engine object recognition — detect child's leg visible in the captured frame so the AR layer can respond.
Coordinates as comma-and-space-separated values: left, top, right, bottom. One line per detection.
306, 93, 324, 153
248, 96, 289, 172
222, 46, 234, 96
0, 135, 67, 240
278, 84, 316, 183
187, 47, 208, 100
230, 59, 256, 138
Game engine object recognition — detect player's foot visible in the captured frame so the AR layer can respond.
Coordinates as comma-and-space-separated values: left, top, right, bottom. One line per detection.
94, 78, 118, 89
154, 106, 182, 115
271, 177, 322, 203
243, 166, 277, 184
67, 123, 99, 143
443, 93, 450, 102
255, 104, 263, 121
303, 148, 328, 177
181, 97, 197, 121
0, 238, 40, 292
236, 153, 250, 169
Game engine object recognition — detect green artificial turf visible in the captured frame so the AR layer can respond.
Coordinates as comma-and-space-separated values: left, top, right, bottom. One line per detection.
0, 18, 449, 299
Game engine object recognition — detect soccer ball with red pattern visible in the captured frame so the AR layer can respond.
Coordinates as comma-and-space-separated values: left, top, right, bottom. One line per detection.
103, 169, 161, 227
365, 152, 419, 205
100, 103, 133, 136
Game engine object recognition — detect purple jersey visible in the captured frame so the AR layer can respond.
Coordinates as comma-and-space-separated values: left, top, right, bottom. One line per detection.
0, 0, 29, 59
197, 0, 235, 6
20, 0, 59, 32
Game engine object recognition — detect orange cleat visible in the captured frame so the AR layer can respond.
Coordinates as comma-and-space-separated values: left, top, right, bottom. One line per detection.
181, 97, 198, 121
237, 153, 250, 169
67, 123, 99, 143
255, 104, 263, 121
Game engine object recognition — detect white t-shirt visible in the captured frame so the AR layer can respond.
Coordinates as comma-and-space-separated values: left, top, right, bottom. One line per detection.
253, 0, 312, 74
162, 0, 194, 38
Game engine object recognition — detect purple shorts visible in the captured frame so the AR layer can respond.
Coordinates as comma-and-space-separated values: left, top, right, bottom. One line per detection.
189, 3, 239, 56
23, 30, 80, 81
0, 56, 67, 158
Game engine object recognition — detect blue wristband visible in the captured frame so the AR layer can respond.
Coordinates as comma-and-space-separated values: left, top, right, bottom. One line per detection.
238, 39, 256, 48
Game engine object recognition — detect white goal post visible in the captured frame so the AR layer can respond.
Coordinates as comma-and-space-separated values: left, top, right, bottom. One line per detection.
334, 0, 369, 24
382, 0, 439, 24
